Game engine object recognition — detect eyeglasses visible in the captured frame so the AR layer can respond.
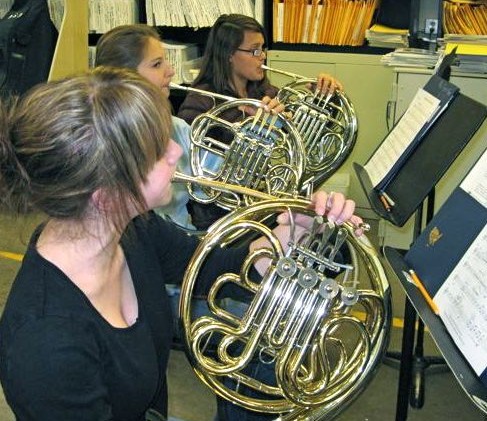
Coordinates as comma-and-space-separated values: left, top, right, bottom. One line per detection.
236, 47, 267, 57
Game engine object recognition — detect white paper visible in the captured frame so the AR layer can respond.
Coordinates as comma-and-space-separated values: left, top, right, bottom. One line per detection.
460, 148, 487, 208
434, 224, 487, 376
364, 88, 441, 187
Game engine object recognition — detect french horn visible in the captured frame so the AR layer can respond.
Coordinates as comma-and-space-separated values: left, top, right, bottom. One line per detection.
171, 83, 307, 210
262, 65, 358, 188
173, 172, 392, 420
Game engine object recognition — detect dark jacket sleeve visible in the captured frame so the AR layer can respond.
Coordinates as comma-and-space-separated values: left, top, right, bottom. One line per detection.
177, 89, 221, 126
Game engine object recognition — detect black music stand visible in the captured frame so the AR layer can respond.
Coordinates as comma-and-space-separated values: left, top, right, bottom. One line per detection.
354, 70, 487, 420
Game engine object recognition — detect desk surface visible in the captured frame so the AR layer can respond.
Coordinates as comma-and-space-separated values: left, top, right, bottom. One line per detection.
383, 246, 487, 415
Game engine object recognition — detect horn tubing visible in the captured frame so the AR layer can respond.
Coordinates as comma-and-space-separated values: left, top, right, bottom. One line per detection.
169, 82, 237, 102
172, 171, 275, 201
261, 64, 304, 81
172, 172, 370, 232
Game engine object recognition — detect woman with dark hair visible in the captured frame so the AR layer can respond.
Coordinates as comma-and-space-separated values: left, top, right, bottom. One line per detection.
0, 67, 361, 420
178, 13, 342, 125
177, 14, 343, 231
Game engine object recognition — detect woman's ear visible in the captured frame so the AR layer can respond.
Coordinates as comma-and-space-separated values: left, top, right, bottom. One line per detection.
91, 188, 113, 213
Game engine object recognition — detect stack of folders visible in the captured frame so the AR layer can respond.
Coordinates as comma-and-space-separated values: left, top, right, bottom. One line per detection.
365, 24, 409, 48
380, 48, 441, 69
443, 40, 487, 74
272, 0, 378, 46
443, 0, 487, 35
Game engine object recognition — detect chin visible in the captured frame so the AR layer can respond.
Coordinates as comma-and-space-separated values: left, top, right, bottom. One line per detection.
161, 87, 170, 98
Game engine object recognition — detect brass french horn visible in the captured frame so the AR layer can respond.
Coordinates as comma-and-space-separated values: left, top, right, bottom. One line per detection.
262, 65, 358, 189
170, 83, 307, 210
173, 173, 391, 420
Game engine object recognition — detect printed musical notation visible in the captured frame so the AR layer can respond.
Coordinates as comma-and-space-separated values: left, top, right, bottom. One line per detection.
364, 88, 441, 188
435, 226, 487, 376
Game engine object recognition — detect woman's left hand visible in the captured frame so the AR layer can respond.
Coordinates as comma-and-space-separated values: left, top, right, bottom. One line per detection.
251, 190, 365, 275
313, 73, 343, 95
276, 190, 364, 236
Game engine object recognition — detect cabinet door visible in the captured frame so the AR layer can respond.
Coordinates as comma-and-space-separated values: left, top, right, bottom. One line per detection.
381, 71, 487, 249
266, 51, 394, 215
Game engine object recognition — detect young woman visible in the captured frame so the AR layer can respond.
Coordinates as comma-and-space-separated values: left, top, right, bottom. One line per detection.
0, 67, 360, 420
95, 24, 196, 231
177, 14, 344, 230
178, 13, 342, 126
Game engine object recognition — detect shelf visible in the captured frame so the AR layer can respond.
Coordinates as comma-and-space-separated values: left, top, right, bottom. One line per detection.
269, 42, 394, 55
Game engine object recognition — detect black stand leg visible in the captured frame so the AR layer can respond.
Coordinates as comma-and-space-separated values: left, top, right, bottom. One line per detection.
396, 298, 417, 421
410, 319, 426, 408
393, 189, 448, 419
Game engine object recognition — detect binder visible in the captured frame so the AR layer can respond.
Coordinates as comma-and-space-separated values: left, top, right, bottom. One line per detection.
402, 148, 487, 387
354, 73, 487, 227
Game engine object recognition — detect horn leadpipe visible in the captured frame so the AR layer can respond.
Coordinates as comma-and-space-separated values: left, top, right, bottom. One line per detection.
172, 171, 274, 201
169, 82, 237, 102
172, 172, 370, 232
261, 64, 303, 81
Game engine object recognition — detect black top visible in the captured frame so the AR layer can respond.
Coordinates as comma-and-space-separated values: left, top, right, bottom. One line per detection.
0, 212, 247, 420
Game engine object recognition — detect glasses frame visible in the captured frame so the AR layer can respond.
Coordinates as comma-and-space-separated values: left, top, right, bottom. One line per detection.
236, 47, 267, 57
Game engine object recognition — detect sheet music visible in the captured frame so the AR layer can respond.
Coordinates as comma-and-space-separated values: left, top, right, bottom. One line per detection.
364, 88, 441, 187
434, 224, 487, 376
460, 149, 487, 208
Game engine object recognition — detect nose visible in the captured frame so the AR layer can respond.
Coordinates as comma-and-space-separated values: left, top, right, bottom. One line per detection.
166, 62, 175, 79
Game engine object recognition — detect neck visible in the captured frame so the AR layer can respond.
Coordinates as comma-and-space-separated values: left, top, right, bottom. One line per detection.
37, 215, 138, 328
36, 217, 127, 288
231, 76, 248, 98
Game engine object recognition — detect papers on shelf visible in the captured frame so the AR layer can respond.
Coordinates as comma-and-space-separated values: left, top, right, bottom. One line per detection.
442, 42, 487, 74
381, 48, 441, 68
444, 0, 487, 36
365, 24, 409, 48
272, 0, 378, 46
147, 0, 255, 28
162, 41, 200, 84
89, 0, 139, 34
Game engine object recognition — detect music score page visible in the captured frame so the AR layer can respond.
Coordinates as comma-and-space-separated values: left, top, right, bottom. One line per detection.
364, 88, 440, 187
434, 151, 487, 376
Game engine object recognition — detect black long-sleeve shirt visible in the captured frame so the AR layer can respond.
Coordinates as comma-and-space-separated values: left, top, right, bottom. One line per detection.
0, 212, 248, 420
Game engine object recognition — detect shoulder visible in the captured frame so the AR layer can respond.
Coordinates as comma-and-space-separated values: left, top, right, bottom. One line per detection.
171, 116, 191, 153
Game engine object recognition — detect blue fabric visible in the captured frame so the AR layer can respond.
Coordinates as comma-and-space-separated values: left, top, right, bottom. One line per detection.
155, 116, 195, 230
